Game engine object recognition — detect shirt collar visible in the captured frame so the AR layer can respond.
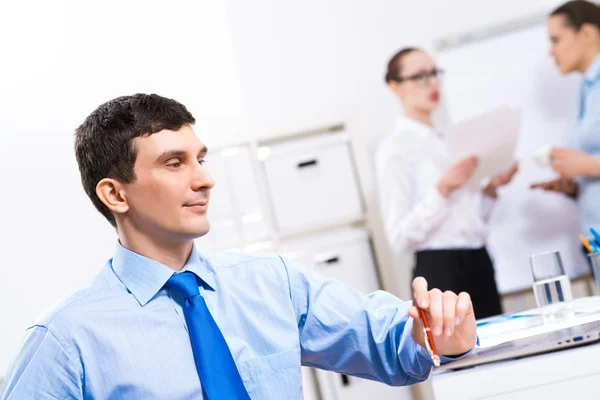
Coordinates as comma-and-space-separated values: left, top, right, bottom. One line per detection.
584, 54, 600, 83
394, 115, 439, 138
111, 242, 216, 306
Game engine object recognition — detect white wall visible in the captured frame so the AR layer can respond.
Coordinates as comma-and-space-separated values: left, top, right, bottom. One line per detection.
0, 0, 566, 381
0, 0, 247, 373
436, 23, 585, 294
221, 0, 566, 300
224, 0, 436, 303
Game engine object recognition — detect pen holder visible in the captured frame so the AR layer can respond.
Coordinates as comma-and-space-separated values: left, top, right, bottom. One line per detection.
587, 252, 600, 296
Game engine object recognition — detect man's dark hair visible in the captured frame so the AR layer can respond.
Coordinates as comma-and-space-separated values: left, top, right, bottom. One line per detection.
74, 93, 196, 227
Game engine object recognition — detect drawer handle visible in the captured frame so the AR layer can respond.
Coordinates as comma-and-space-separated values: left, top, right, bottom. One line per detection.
316, 256, 339, 265
297, 159, 318, 168
341, 374, 350, 386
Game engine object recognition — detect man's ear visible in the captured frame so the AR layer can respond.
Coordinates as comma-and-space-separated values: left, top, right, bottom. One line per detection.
96, 178, 129, 216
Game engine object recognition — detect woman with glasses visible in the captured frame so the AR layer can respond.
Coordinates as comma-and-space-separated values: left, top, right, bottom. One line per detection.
375, 48, 518, 319
531, 1, 600, 250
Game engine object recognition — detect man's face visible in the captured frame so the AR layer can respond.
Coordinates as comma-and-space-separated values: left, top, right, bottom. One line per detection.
121, 125, 215, 241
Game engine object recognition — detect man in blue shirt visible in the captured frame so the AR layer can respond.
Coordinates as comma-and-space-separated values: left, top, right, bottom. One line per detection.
0, 94, 477, 399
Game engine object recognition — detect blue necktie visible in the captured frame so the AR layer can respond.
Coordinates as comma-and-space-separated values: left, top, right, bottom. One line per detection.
165, 272, 250, 399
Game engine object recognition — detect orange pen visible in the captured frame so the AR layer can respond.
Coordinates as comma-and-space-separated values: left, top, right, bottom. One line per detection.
579, 234, 594, 253
418, 307, 441, 367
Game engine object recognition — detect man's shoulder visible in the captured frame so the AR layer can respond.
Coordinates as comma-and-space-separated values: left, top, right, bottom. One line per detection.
202, 251, 302, 288
35, 264, 119, 331
202, 251, 285, 269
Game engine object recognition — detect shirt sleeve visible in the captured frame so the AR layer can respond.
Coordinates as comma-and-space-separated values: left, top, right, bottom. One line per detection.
282, 256, 476, 386
0, 326, 83, 400
375, 147, 451, 253
576, 87, 600, 171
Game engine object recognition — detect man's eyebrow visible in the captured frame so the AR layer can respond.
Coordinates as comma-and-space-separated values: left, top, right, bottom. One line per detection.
155, 150, 187, 164
155, 146, 208, 164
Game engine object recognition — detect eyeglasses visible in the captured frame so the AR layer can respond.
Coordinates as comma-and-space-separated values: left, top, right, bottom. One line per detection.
392, 68, 445, 86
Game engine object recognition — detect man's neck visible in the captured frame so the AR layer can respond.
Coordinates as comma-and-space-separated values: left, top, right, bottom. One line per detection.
119, 230, 193, 271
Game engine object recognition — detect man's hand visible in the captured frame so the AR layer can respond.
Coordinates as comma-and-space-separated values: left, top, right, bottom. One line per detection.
483, 161, 519, 199
530, 177, 578, 197
408, 277, 477, 357
549, 148, 600, 179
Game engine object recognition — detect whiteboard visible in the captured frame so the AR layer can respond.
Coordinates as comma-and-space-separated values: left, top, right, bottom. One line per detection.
436, 23, 586, 294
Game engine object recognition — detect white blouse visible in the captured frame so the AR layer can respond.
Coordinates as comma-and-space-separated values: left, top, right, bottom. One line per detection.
375, 116, 494, 253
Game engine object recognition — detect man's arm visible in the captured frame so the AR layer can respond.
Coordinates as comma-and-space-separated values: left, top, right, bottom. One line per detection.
0, 326, 83, 399
281, 256, 476, 386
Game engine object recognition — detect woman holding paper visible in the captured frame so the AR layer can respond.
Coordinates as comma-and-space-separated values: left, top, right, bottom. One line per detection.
375, 48, 518, 319
532, 1, 600, 241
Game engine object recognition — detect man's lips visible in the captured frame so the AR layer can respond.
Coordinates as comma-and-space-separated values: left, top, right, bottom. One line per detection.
184, 201, 208, 211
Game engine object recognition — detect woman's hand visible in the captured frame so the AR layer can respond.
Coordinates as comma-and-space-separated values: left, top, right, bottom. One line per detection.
437, 155, 479, 197
483, 162, 519, 198
530, 177, 578, 197
550, 148, 600, 178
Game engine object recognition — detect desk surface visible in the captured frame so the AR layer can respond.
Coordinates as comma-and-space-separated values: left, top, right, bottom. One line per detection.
433, 321, 600, 399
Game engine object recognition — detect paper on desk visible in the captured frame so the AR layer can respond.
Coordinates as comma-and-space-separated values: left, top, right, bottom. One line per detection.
477, 297, 600, 348
445, 106, 521, 186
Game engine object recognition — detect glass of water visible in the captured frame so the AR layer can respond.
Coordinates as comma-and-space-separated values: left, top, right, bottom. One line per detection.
530, 250, 574, 323
587, 252, 600, 295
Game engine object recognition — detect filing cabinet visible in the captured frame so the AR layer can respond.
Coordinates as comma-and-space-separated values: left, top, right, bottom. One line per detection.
301, 367, 320, 400
197, 146, 270, 251
260, 133, 364, 235
282, 228, 380, 294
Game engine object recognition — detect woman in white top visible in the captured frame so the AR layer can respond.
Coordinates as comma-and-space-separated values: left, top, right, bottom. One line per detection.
375, 48, 518, 319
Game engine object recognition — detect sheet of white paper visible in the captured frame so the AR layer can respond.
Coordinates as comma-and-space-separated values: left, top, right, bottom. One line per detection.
476, 297, 600, 348
445, 106, 521, 186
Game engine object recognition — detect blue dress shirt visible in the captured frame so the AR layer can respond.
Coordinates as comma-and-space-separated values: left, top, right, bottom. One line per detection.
1, 243, 462, 399
567, 54, 600, 234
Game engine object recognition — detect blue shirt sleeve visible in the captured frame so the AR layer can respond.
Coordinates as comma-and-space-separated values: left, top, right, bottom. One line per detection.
574, 86, 600, 155
280, 255, 465, 386
0, 326, 83, 399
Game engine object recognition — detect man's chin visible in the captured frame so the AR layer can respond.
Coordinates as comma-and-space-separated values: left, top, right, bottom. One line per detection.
184, 222, 210, 240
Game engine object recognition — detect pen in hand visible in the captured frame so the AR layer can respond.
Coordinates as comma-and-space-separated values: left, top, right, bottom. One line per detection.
418, 306, 441, 367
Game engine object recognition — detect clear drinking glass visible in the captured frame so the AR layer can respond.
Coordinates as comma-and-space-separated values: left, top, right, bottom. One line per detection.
587, 252, 600, 296
530, 250, 574, 323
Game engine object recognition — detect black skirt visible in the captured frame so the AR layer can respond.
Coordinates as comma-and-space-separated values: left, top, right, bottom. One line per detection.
414, 247, 502, 319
